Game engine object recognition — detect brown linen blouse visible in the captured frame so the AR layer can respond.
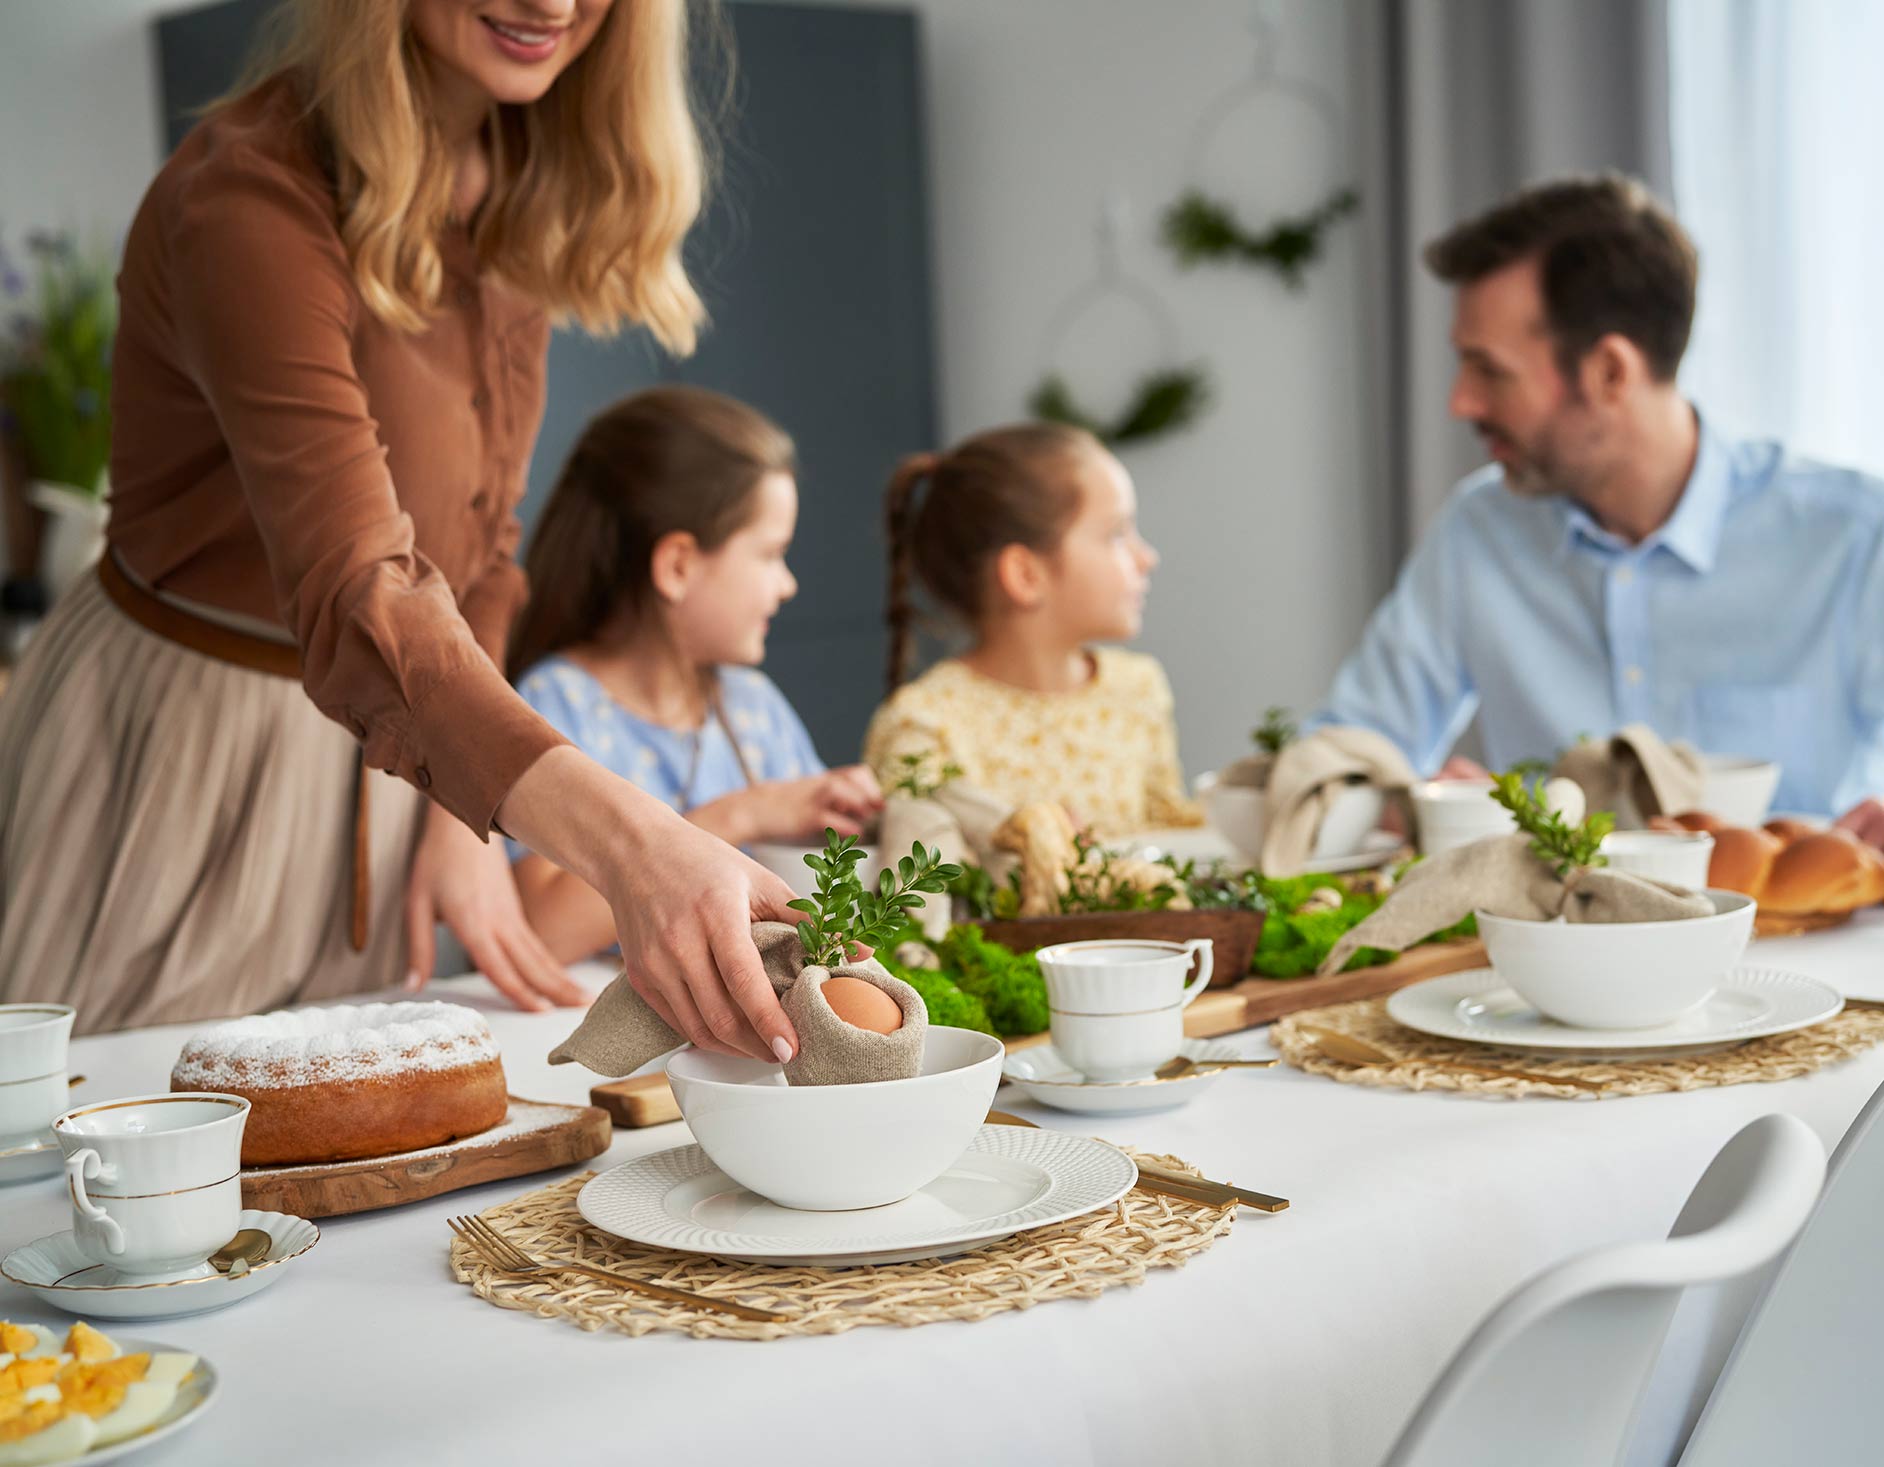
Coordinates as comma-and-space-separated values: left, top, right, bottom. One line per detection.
107, 78, 567, 835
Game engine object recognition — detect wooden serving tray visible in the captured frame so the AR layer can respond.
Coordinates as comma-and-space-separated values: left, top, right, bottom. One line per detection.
239, 1096, 612, 1218
589, 940, 1488, 1129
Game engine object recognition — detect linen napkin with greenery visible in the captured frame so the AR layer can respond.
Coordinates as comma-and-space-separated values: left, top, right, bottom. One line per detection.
1316, 776, 1713, 974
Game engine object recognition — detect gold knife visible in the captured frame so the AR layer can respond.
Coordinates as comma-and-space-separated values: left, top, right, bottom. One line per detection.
985, 1110, 1289, 1213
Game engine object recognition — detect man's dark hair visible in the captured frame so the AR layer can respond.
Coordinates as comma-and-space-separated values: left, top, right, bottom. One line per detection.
1424, 174, 1698, 383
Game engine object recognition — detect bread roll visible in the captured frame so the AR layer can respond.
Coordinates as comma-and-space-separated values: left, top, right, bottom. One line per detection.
1660, 811, 1884, 923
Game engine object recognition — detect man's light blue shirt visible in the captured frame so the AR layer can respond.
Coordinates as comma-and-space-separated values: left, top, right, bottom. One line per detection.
1312, 416, 1884, 816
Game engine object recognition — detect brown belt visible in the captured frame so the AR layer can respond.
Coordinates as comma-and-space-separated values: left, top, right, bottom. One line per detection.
97, 555, 374, 953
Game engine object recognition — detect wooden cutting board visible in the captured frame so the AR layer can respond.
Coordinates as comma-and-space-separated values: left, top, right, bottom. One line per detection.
589, 941, 1488, 1129
239, 1096, 612, 1218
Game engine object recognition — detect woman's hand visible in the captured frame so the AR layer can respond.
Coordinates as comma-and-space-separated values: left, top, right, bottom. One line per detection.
496, 747, 803, 1061
405, 801, 591, 1012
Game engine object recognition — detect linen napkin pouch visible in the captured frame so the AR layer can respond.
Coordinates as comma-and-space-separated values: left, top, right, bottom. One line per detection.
549, 921, 928, 1085
1316, 833, 1716, 974
1551, 724, 1705, 827
1258, 727, 1418, 878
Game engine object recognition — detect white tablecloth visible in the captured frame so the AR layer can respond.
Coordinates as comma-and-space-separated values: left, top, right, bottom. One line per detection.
5, 915, 1881, 1467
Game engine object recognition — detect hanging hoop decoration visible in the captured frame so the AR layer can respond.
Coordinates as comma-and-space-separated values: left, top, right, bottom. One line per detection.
1160, 8, 1359, 289
1025, 197, 1210, 449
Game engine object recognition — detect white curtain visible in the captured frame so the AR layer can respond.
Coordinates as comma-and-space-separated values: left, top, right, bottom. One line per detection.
1669, 0, 1884, 476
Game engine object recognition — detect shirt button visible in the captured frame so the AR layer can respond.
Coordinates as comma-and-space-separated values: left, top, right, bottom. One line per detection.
471, 390, 488, 411
415, 766, 433, 790
471, 491, 490, 511
1624, 666, 1645, 686
456, 284, 474, 307
348, 713, 368, 739
1614, 566, 1634, 586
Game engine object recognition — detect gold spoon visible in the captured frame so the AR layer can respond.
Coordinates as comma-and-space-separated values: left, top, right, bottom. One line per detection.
1151, 1055, 1280, 1081
1300, 1025, 1609, 1092
209, 1228, 273, 1276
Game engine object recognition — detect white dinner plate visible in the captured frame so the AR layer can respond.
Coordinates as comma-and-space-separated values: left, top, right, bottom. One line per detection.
1002, 1038, 1258, 1115
1, 1209, 318, 1321
1386, 965, 1844, 1054
577, 1124, 1136, 1267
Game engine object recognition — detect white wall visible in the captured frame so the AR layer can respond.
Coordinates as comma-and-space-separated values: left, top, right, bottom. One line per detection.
0, 0, 1381, 780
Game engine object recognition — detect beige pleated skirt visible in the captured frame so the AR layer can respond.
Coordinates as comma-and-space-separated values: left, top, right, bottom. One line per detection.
0, 572, 426, 1035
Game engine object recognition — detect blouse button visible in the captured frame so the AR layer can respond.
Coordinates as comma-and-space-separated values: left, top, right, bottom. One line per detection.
471, 390, 488, 411
415, 766, 433, 790
348, 713, 368, 740
471, 491, 490, 511
456, 284, 474, 307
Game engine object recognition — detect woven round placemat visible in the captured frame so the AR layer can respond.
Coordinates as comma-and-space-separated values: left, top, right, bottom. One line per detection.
449, 1148, 1236, 1341
1272, 998, 1884, 1099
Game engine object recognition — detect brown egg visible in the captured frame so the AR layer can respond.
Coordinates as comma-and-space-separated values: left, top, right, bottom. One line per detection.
821, 976, 903, 1034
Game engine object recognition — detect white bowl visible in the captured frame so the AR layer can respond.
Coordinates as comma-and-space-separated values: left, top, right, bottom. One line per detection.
665, 1027, 1004, 1211
1699, 755, 1781, 827
1411, 779, 1516, 856
1476, 889, 1756, 1030
750, 841, 883, 900
1599, 829, 1715, 889
1196, 771, 1384, 862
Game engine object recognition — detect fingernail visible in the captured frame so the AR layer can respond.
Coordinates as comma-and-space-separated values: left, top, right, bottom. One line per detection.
771, 1036, 794, 1064
404, 971, 422, 991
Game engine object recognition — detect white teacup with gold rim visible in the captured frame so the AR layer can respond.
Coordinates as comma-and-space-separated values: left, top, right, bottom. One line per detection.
0, 1003, 75, 1142
1037, 940, 1214, 1081
53, 1092, 249, 1281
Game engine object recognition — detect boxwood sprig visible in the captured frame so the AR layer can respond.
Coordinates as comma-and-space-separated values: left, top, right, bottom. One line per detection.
789, 830, 962, 969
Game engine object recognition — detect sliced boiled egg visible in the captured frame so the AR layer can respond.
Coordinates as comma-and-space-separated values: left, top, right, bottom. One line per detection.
143, 1353, 196, 1390
0, 1411, 97, 1466
61, 1325, 114, 1365
0, 1324, 58, 1368
92, 1381, 177, 1447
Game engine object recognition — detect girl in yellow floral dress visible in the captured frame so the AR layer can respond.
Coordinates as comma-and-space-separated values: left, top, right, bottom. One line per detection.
864, 424, 1201, 835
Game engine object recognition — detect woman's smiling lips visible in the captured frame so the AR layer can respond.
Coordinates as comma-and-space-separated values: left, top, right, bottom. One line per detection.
480, 15, 564, 63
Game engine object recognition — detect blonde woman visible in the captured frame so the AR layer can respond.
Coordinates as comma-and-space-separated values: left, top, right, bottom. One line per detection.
0, 0, 804, 1061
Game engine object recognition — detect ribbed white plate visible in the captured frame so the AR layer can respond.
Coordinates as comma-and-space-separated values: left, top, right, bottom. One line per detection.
1387, 966, 1844, 1053
578, 1125, 1135, 1267
1003, 1038, 1251, 1115
0, 1127, 61, 1185
1, 1209, 318, 1320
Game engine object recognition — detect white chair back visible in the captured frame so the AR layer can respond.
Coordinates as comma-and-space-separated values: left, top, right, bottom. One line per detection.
1677, 1079, 1884, 1466
1381, 1114, 1825, 1467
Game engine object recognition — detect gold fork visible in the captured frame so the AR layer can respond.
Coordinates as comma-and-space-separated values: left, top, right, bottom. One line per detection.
446, 1215, 789, 1324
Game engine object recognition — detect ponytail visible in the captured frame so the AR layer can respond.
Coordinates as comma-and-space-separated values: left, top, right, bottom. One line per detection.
883, 451, 939, 692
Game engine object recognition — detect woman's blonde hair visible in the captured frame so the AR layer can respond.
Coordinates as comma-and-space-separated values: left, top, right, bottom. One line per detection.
240, 0, 712, 350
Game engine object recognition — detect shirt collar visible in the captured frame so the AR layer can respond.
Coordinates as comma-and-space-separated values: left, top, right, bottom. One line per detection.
1555, 412, 1732, 573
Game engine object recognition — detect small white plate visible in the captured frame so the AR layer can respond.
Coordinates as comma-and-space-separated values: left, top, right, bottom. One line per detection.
1, 1208, 319, 1321
57, 1335, 221, 1464
1387, 966, 1844, 1054
1003, 1038, 1256, 1115
0, 1127, 62, 1185
578, 1125, 1136, 1268
1294, 830, 1406, 875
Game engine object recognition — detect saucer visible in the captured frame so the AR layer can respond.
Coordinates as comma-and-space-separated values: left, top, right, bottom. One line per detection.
1002, 1038, 1256, 1115
0, 1208, 319, 1320
40, 1335, 221, 1464
577, 1124, 1136, 1267
0, 1127, 62, 1185
1386, 966, 1844, 1054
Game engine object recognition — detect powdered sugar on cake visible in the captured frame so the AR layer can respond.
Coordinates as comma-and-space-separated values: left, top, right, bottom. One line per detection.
173, 1001, 501, 1089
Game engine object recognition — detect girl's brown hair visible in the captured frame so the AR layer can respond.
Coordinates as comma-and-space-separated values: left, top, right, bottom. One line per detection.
883, 422, 1099, 690
509, 386, 795, 678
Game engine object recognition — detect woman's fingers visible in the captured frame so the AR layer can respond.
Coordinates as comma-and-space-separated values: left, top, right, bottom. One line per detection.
709, 913, 798, 1062
462, 925, 550, 1012
506, 923, 591, 1007
1835, 797, 1884, 850
403, 889, 436, 993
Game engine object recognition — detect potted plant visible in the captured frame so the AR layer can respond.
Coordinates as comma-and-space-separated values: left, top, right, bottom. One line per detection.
1, 228, 116, 604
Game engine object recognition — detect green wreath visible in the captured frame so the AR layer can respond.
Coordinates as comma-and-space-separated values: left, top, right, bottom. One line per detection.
1161, 185, 1359, 287
1027, 365, 1211, 448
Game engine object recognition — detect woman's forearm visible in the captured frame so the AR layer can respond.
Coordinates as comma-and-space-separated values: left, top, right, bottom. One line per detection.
495, 745, 673, 896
